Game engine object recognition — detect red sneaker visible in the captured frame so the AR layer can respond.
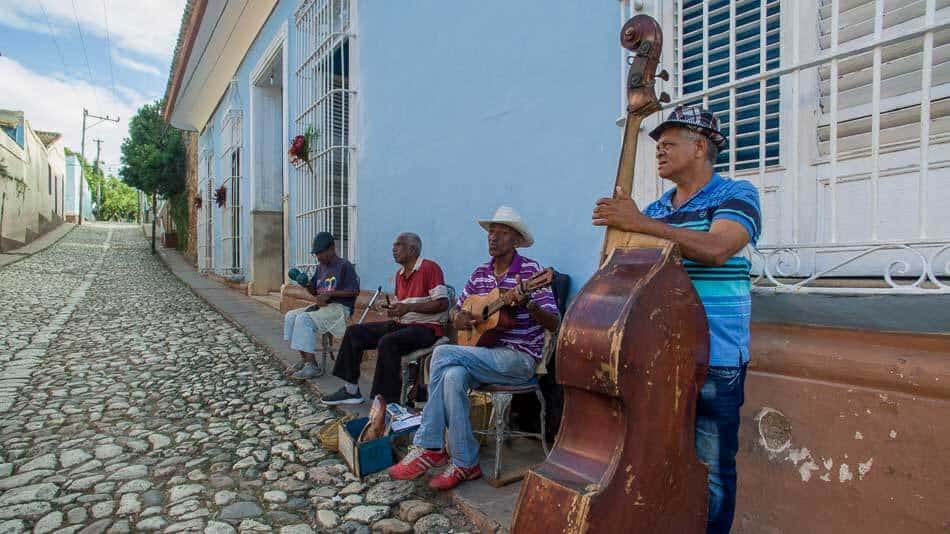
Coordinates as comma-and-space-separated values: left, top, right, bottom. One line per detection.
389, 446, 449, 480
428, 462, 482, 490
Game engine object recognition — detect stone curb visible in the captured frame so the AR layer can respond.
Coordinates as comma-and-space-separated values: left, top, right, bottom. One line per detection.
453, 491, 508, 533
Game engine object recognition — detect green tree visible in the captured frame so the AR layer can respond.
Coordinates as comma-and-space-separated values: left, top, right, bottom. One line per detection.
120, 101, 184, 197
120, 100, 186, 252
64, 148, 141, 222
98, 177, 138, 221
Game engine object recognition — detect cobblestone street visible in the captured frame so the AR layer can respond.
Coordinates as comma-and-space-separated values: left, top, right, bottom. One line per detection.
0, 224, 475, 534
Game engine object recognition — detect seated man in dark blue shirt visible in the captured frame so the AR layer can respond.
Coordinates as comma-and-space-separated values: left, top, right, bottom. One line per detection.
283, 232, 360, 379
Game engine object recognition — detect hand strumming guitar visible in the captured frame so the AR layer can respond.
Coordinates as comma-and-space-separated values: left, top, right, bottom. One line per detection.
453, 309, 479, 330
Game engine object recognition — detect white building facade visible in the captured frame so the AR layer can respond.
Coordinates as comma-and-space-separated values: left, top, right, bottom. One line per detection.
0, 109, 65, 249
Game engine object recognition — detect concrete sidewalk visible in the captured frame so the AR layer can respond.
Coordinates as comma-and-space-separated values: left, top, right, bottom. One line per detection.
154, 245, 519, 532
0, 222, 75, 267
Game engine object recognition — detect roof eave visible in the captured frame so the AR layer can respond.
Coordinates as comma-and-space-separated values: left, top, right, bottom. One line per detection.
162, 0, 209, 123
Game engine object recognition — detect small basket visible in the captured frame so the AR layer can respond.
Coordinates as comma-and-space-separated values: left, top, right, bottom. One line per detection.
317, 414, 355, 453
469, 391, 493, 445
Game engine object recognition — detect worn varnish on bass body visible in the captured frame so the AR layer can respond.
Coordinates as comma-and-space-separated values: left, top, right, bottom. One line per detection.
511, 15, 710, 534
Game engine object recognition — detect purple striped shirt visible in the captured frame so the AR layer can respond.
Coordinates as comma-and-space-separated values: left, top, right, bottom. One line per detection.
457, 253, 559, 359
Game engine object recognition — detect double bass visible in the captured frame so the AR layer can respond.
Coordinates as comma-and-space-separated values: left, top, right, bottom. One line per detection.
512, 15, 710, 533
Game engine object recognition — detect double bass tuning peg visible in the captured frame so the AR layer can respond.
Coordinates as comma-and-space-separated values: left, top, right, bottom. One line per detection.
660, 92, 671, 104
656, 69, 670, 81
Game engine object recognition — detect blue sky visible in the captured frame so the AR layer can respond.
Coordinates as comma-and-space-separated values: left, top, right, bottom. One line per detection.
0, 0, 186, 175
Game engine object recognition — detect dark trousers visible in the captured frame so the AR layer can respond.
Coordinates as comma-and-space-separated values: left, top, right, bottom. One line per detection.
332, 320, 437, 402
695, 364, 747, 534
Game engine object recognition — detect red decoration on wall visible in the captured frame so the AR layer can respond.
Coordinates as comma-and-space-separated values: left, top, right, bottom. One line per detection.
214, 186, 227, 208
288, 125, 316, 174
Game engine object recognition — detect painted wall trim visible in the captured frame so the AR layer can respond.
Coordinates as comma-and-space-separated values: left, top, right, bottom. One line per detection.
751, 322, 950, 400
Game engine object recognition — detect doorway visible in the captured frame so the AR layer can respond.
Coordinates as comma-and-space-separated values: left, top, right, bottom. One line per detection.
249, 37, 287, 297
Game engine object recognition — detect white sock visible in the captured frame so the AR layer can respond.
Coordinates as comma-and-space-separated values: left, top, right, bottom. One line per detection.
344, 383, 359, 395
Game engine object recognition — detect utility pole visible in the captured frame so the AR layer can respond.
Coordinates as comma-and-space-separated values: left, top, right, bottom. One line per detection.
151, 192, 157, 254
93, 138, 103, 218
79, 109, 119, 225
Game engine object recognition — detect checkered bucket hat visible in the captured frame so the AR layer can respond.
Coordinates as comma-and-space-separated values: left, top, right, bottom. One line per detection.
649, 105, 728, 150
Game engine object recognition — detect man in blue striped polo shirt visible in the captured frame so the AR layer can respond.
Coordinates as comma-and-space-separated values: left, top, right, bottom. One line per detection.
592, 105, 761, 534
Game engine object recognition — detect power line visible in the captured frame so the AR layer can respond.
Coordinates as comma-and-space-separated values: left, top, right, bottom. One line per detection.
35, 0, 81, 107
70, 0, 101, 111
101, 0, 117, 98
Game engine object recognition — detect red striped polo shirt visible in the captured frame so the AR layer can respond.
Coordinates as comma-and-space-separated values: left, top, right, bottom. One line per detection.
395, 258, 449, 336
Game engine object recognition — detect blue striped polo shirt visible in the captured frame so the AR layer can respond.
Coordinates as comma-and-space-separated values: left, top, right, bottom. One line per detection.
643, 173, 762, 367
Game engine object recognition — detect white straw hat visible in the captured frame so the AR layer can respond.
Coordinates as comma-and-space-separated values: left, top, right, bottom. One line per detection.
477, 205, 534, 247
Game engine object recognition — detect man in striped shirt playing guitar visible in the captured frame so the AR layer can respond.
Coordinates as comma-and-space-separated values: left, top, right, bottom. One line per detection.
390, 206, 560, 490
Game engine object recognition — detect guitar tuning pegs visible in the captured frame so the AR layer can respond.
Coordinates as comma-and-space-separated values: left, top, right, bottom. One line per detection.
657, 69, 670, 81
659, 92, 671, 103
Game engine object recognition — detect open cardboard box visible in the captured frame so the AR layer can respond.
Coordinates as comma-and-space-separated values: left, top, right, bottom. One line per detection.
338, 416, 417, 478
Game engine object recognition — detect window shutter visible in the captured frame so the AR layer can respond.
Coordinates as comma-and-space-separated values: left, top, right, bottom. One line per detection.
817, 0, 950, 155
681, 0, 781, 172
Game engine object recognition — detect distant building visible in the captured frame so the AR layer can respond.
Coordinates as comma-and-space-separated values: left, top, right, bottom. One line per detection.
0, 109, 65, 250
64, 154, 94, 223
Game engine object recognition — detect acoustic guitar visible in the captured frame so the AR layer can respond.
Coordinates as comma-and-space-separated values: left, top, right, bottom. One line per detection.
457, 268, 554, 347
511, 14, 710, 533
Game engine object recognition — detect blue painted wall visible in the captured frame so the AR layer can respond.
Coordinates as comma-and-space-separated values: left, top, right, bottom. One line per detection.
192, 0, 628, 296
356, 1, 623, 297
197, 1, 298, 277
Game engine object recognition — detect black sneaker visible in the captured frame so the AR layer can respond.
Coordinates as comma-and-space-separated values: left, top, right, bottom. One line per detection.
322, 387, 364, 405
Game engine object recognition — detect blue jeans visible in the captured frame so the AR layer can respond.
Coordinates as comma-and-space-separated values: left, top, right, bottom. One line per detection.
283, 308, 317, 354
412, 344, 536, 468
695, 364, 747, 534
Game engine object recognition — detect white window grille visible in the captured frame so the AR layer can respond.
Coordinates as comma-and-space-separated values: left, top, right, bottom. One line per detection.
220, 80, 244, 277
625, 0, 950, 293
293, 0, 357, 271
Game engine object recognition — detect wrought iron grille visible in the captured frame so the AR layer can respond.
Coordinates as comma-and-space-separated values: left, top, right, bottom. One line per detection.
293, 0, 357, 270
623, 0, 950, 293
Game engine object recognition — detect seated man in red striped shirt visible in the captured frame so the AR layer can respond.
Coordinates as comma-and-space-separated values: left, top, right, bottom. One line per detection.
323, 233, 450, 405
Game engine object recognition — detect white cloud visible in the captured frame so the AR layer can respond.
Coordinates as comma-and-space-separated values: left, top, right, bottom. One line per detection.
113, 50, 162, 77
0, 0, 186, 61
1, 10, 60, 35
0, 56, 152, 173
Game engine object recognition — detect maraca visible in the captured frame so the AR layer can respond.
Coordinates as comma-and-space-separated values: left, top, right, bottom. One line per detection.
287, 268, 309, 286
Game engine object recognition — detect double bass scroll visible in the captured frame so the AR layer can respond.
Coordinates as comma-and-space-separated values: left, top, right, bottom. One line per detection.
511, 15, 710, 534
